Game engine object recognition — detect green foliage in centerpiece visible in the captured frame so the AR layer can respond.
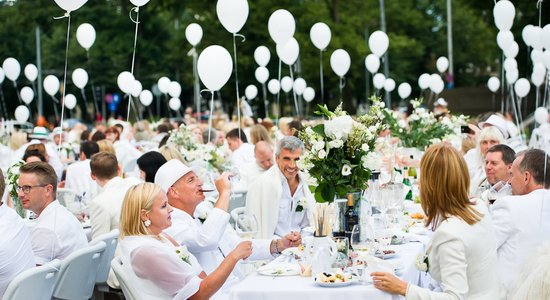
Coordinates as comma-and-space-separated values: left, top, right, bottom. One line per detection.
168, 125, 225, 172
299, 97, 384, 203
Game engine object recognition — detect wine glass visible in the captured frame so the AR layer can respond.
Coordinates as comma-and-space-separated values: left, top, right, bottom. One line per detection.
350, 223, 377, 284
488, 181, 512, 204
235, 214, 258, 240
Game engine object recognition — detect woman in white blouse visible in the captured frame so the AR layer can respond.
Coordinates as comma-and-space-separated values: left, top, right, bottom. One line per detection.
119, 182, 252, 300
371, 143, 500, 299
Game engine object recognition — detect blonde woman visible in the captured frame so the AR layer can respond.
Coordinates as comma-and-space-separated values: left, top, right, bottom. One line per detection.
159, 144, 185, 163
249, 124, 272, 145
371, 143, 499, 299
119, 183, 252, 300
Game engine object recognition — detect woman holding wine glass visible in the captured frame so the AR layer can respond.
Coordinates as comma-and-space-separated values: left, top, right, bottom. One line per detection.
371, 143, 499, 299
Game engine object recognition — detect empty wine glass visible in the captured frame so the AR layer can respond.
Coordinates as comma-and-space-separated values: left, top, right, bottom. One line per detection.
350, 223, 376, 256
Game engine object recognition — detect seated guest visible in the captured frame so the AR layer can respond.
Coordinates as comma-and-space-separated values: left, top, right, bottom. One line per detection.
88, 152, 141, 240
159, 144, 185, 163
64, 141, 100, 199
137, 151, 167, 183
238, 141, 274, 187
18, 162, 87, 264
491, 149, 550, 297
246, 136, 315, 238
226, 128, 255, 168
155, 159, 299, 286
479, 144, 515, 204
0, 172, 35, 297
119, 182, 252, 300
13, 127, 64, 180
249, 124, 272, 145
23, 149, 47, 163
371, 143, 499, 298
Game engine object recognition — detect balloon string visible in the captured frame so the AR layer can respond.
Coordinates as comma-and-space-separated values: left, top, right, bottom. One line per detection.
206, 90, 214, 143
58, 12, 71, 151
276, 59, 281, 127
544, 72, 549, 108
232, 33, 241, 141
289, 65, 300, 117
53, 12, 69, 20
0, 88, 7, 120
500, 53, 505, 114
537, 0, 543, 26
234, 33, 246, 42
127, 6, 140, 122
13, 81, 22, 104
262, 83, 268, 119
85, 50, 100, 119
193, 48, 200, 120
339, 77, 346, 99
320, 50, 324, 106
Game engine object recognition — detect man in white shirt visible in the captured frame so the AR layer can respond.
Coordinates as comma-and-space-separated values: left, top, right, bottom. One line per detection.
0, 172, 35, 298
246, 136, 315, 239
238, 141, 274, 187
18, 162, 87, 265
226, 128, 255, 168
64, 141, 100, 199
491, 149, 550, 296
155, 159, 300, 284
478, 144, 515, 203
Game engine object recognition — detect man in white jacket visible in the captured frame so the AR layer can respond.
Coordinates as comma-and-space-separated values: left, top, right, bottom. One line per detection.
491, 149, 550, 297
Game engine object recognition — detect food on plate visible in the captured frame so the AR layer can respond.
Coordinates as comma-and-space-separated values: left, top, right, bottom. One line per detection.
410, 212, 426, 220
316, 271, 352, 283
382, 249, 395, 255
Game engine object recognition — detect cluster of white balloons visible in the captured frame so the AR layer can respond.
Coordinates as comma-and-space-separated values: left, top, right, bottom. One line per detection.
418, 73, 444, 95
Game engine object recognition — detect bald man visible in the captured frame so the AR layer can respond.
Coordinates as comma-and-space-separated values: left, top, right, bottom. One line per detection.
238, 141, 274, 187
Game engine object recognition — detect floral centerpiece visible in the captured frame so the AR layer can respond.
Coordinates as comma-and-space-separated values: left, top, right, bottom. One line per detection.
7, 160, 25, 218
168, 125, 225, 172
298, 97, 384, 203
381, 99, 465, 150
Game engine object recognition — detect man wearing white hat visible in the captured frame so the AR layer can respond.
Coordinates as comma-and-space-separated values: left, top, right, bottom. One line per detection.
155, 159, 300, 288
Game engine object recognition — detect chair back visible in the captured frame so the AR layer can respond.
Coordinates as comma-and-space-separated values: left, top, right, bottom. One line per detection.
111, 256, 143, 300
230, 206, 246, 226
229, 191, 247, 212
2, 260, 61, 300
90, 229, 120, 284
52, 241, 106, 300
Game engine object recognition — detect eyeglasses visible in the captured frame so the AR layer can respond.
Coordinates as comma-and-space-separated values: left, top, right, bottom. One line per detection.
16, 184, 48, 194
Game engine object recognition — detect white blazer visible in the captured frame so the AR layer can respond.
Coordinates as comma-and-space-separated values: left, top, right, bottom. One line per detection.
491, 188, 550, 295
407, 202, 500, 299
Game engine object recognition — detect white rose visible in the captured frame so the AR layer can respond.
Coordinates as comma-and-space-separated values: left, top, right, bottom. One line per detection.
328, 139, 344, 149
409, 114, 420, 121
361, 144, 370, 152
318, 149, 327, 159
313, 141, 325, 151
324, 115, 354, 141
305, 127, 315, 135
341, 164, 352, 176
398, 119, 408, 128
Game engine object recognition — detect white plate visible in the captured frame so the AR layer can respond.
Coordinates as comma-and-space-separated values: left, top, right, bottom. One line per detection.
315, 280, 354, 287
257, 268, 300, 276
375, 251, 398, 260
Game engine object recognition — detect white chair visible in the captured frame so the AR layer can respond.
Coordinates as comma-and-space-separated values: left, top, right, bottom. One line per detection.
228, 191, 247, 212
111, 256, 143, 300
2, 260, 61, 300
90, 229, 123, 299
52, 241, 106, 300
230, 207, 246, 226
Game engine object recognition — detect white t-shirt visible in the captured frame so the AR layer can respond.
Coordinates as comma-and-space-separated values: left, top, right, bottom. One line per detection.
28, 200, 88, 265
0, 203, 35, 297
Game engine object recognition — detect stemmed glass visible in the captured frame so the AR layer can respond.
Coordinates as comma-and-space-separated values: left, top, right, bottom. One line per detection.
350, 223, 378, 284
488, 181, 512, 204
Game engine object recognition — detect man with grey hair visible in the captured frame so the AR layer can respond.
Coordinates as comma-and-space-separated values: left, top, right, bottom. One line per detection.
246, 136, 315, 239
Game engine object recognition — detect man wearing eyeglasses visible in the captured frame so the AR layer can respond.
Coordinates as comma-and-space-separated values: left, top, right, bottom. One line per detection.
18, 162, 87, 265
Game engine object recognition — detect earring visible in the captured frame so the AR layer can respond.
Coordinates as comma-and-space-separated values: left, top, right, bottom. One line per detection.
143, 220, 151, 227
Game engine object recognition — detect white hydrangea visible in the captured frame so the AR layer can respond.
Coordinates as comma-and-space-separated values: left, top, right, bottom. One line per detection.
324, 115, 354, 141
328, 139, 344, 149
361, 152, 382, 171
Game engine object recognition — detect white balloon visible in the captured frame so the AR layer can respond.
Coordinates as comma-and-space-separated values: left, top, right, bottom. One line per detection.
280, 76, 293, 93
436, 56, 449, 73
531, 72, 545, 87
303, 87, 315, 102
330, 49, 351, 77
117, 71, 134, 94
364, 54, 380, 74
293, 78, 306, 96
76, 23, 96, 50
504, 42, 519, 58
397, 83, 412, 99
14, 105, 30, 122
506, 69, 518, 84
216, 0, 249, 34
514, 78, 530, 98
131, 80, 143, 98
493, 0, 515, 31
53, 0, 87, 12
2, 58, 20, 81
522, 25, 535, 46
267, 79, 280, 95
496, 30, 514, 50
533, 63, 546, 78
72, 68, 88, 89
530, 26, 544, 50
531, 49, 544, 64
268, 9, 295, 45
373, 73, 386, 90
43, 75, 60, 96
418, 73, 431, 90
24, 64, 38, 82
254, 46, 271, 67
534, 107, 548, 124
129, 0, 150, 7
384, 78, 396, 92
139, 90, 153, 106
198, 45, 233, 91
185, 23, 203, 46
168, 81, 181, 98
276, 38, 299, 66
20, 86, 34, 104
169, 98, 181, 111
310, 22, 331, 50
255, 67, 269, 84
245, 85, 258, 100
368, 31, 389, 57
64, 94, 77, 110
158, 77, 171, 94
487, 77, 500, 92
542, 24, 550, 51
503, 58, 517, 73
429, 74, 444, 94
542, 50, 550, 69
0, 68, 4, 84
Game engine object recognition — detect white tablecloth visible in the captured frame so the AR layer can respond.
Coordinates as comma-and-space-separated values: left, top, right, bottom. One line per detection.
229, 241, 425, 300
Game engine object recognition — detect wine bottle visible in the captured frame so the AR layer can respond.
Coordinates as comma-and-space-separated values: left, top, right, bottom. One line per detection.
344, 194, 358, 239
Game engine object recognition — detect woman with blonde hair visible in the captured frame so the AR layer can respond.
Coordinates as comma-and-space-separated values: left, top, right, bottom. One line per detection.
96, 139, 116, 155
371, 143, 499, 299
249, 124, 272, 145
119, 182, 252, 300
159, 144, 185, 163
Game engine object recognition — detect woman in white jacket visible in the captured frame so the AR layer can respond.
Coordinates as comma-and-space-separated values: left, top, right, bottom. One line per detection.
371, 143, 500, 299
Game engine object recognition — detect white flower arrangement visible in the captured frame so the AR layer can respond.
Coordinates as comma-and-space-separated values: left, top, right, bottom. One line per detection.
175, 245, 191, 265
415, 252, 429, 273
168, 126, 226, 172
7, 160, 25, 218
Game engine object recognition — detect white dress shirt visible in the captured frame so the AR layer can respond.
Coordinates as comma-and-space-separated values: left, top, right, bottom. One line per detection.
229, 143, 255, 169
491, 188, 550, 295
28, 200, 88, 265
64, 159, 100, 199
0, 203, 35, 298
89, 176, 141, 240
274, 178, 309, 238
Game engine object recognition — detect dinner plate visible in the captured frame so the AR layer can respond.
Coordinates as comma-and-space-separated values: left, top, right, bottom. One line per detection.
315, 280, 354, 288
257, 266, 300, 276
375, 251, 398, 260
